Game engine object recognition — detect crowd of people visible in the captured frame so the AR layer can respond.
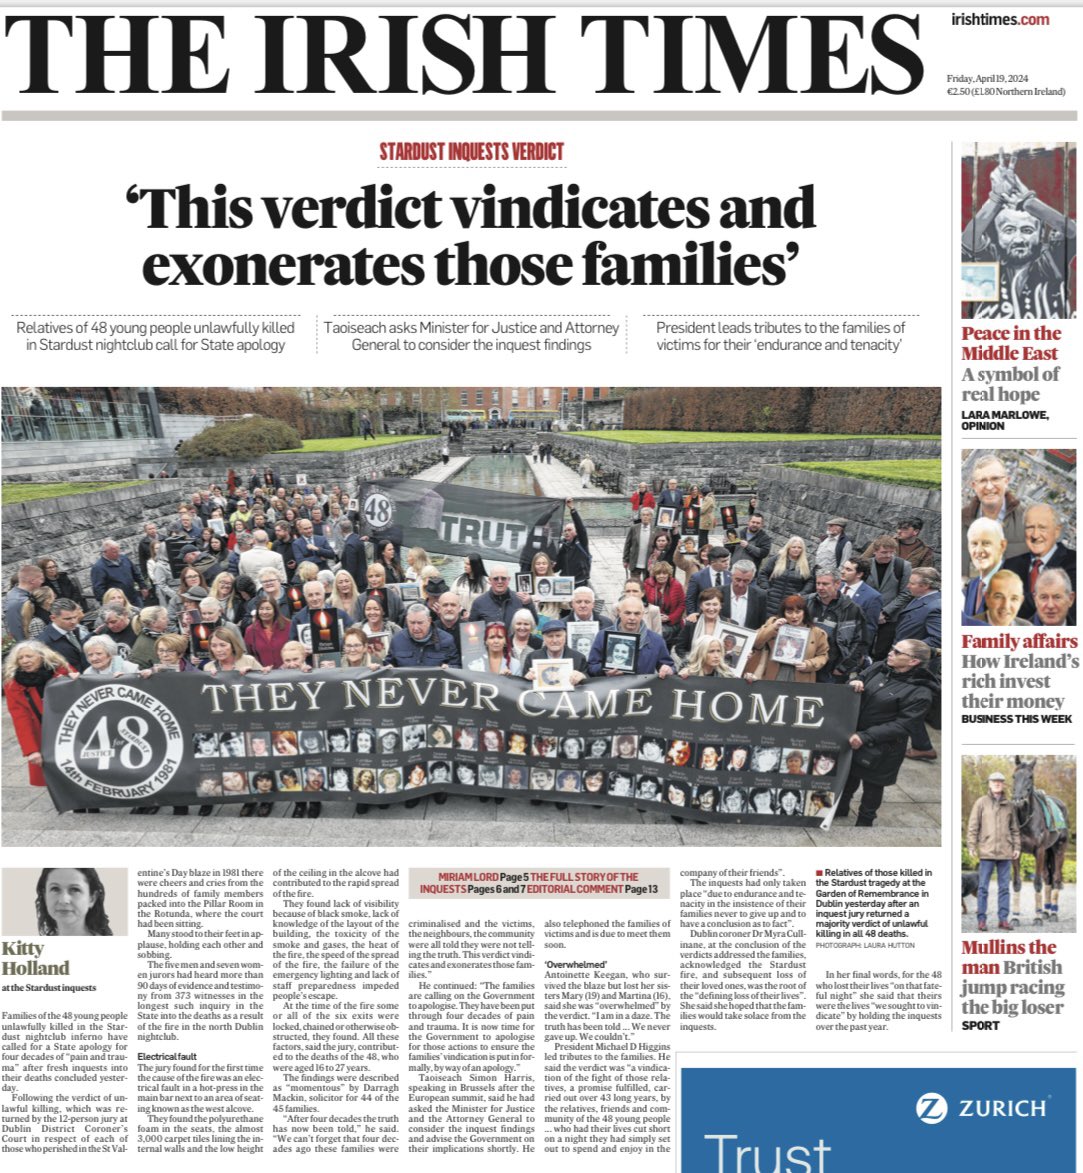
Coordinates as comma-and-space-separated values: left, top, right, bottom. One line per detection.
3, 461, 947, 828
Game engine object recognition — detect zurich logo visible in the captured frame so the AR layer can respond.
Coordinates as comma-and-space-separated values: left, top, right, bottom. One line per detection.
915, 1092, 949, 1124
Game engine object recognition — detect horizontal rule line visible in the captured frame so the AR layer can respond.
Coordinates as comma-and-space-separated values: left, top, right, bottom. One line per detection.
3, 108, 1076, 122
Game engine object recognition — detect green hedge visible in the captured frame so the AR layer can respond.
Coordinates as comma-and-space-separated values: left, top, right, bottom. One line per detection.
177, 416, 302, 461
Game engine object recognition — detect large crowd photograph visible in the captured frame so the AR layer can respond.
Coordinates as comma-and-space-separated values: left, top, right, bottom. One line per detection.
2, 384, 941, 848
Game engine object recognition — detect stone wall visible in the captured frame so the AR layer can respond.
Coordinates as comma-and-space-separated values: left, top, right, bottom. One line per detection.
2, 439, 444, 598
756, 466, 943, 566
547, 434, 940, 495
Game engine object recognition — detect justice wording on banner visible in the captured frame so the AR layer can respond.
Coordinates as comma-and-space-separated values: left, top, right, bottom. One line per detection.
41, 669, 859, 826
360, 478, 563, 560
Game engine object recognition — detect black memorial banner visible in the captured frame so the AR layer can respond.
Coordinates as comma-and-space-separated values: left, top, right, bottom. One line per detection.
361, 479, 562, 560
41, 670, 859, 826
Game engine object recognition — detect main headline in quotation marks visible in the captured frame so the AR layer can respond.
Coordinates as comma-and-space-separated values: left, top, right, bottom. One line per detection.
124, 181, 817, 288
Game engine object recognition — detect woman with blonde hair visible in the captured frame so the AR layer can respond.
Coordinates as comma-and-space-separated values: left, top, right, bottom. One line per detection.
331, 569, 364, 623
758, 536, 814, 616
679, 636, 737, 679
405, 547, 434, 583
530, 550, 563, 621
296, 560, 320, 587
20, 586, 56, 640
209, 572, 242, 625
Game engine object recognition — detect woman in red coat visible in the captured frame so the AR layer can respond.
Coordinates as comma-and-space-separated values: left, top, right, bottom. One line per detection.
643, 561, 686, 645
3, 641, 75, 787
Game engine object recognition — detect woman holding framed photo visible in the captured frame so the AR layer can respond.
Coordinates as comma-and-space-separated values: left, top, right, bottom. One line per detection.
744, 595, 828, 684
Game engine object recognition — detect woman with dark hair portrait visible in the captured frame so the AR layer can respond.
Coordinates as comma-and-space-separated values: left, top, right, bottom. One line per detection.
583, 769, 606, 795
666, 782, 688, 807
612, 733, 638, 759
247, 771, 277, 819
557, 769, 581, 793
480, 728, 504, 753
354, 727, 376, 754
811, 752, 838, 777
748, 786, 776, 815
36, 868, 113, 936
586, 737, 610, 759
778, 787, 803, 817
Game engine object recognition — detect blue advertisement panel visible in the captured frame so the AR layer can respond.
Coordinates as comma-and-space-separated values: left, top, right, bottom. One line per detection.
682, 1067, 1075, 1173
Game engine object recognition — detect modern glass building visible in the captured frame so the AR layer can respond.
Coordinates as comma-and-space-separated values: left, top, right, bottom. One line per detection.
2, 386, 163, 444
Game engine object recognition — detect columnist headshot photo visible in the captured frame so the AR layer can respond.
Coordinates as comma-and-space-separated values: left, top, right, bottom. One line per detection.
9, 867, 125, 939
35, 868, 112, 936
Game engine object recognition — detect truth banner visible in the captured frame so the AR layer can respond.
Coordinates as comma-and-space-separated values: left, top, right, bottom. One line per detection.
360, 478, 563, 560
41, 669, 859, 827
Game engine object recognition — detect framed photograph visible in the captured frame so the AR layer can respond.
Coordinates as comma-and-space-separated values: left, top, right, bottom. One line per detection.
347, 497, 359, 514
365, 632, 389, 662
396, 582, 421, 603
516, 572, 533, 594
208, 517, 227, 536
533, 575, 557, 600
716, 621, 755, 676
459, 620, 487, 671
534, 658, 574, 692
656, 506, 677, 530
551, 576, 574, 599
602, 630, 639, 674
566, 620, 599, 659
772, 623, 810, 665
679, 535, 698, 555
296, 472, 308, 486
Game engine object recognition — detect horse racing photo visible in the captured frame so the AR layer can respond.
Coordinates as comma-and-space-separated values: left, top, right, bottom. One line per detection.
961, 754, 1075, 933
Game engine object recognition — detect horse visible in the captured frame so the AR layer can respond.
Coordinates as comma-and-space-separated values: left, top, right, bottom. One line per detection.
1011, 756, 1070, 925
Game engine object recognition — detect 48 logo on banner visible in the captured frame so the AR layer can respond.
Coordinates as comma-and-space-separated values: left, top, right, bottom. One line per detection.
52, 682, 185, 800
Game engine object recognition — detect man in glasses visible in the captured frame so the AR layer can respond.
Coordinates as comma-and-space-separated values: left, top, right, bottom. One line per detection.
469, 564, 538, 628
960, 454, 1027, 574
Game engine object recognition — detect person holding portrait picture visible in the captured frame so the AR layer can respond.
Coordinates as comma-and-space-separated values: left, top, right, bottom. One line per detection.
589, 596, 675, 677
745, 596, 828, 684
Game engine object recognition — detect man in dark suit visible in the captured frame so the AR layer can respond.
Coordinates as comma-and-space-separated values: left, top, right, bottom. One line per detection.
338, 519, 368, 587
41, 597, 89, 671
839, 558, 884, 645
685, 546, 732, 616
721, 560, 767, 630
1002, 503, 1076, 624
736, 512, 771, 570
894, 568, 942, 648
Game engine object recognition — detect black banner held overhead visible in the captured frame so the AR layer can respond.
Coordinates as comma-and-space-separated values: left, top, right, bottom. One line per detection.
361, 478, 563, 561
41, 671, 859, 827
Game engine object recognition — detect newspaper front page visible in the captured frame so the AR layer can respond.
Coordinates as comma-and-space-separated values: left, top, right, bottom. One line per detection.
0, 1, 1078, 1169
